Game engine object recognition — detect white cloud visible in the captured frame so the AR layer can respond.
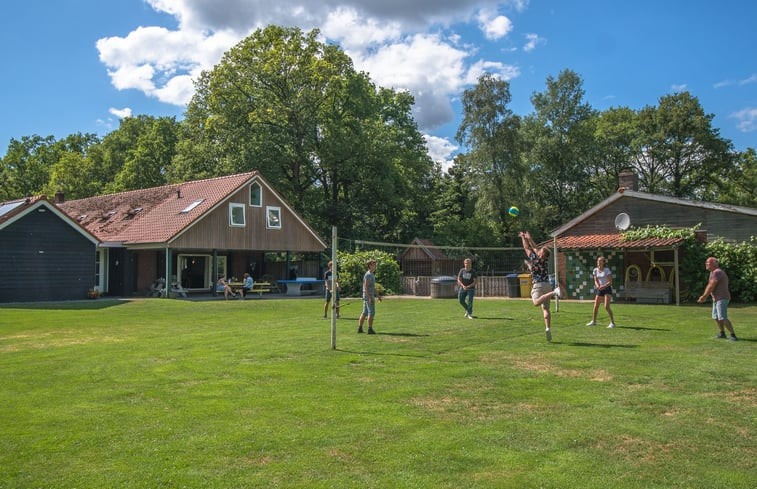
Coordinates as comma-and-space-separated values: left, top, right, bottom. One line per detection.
730, 107, 757, 132
96, 0, 526, 154
322, 7, 402, 50
465, 59, 520, 85
523, 33, 545, 52
671, 83, 688, 91
109, 107, 133, 119
424, 135, 458, 172
96, 24, 239, 105
739, 73, 757, 86
476, 9, 513, 40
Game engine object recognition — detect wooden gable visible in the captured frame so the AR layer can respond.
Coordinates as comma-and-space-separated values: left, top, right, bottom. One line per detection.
170, 177, 326, 252
553, 190, 757, 243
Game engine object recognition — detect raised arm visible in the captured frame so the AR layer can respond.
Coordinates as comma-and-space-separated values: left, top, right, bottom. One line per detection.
519, 231, 536, 257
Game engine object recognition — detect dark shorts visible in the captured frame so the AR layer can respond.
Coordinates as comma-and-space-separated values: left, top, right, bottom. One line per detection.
596, 286, 613, 297
325, 289, 340, 301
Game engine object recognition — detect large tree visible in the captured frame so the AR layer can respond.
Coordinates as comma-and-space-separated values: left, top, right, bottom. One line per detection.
591, 106, 637, 196
1, 135, 58, 200
633, 92, 733, 198
520, 69, 597, 235
455, 73, 523, 244
711, 147, 757, 207
108, 116, 179, 192
177, 25, 434, 240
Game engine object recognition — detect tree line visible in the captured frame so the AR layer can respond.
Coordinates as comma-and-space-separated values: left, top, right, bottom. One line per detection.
1, 25, 754, 247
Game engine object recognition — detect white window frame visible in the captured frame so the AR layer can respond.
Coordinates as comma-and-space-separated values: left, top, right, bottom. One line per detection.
249, 182, 262, 207
229, 203, 246, 227
266, 206, 281, 229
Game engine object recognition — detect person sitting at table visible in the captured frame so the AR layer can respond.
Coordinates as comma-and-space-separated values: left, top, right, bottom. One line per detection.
239, 273, 254, 299
217, 276, 236, 300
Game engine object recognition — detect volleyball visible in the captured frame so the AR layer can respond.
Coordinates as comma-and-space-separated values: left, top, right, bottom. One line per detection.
508, 206, 520, 217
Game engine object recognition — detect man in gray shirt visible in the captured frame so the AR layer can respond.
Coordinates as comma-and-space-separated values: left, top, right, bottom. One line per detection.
697, 256, 738, 341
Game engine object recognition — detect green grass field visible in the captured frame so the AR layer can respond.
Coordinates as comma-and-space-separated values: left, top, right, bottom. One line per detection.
0, 297, 754, 488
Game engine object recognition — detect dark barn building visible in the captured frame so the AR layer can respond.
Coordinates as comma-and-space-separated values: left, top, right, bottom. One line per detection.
0, 197, 99, 302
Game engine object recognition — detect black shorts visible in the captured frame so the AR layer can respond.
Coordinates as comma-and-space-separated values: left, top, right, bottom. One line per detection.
596, 286, 613, 297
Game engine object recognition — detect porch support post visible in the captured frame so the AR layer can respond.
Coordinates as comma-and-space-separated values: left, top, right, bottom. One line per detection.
164, 248, 172, 298
212, 249, 218, 297
674, 246, 680, 306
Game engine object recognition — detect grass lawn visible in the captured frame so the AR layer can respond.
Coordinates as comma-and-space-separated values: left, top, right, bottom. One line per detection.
0, 297, 754, 488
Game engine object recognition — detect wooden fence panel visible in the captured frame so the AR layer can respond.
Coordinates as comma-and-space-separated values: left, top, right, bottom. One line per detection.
402, 276, 511, 297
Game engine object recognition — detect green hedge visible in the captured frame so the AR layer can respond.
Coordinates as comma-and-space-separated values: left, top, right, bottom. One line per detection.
336, 250, 402, 297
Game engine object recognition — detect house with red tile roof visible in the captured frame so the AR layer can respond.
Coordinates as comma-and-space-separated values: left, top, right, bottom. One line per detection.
56, 172, 327, 297
548, 172, 757, 304
0, 196, 100, 302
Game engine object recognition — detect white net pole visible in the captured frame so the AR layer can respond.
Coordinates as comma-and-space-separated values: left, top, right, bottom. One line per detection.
330, 225, 337, 350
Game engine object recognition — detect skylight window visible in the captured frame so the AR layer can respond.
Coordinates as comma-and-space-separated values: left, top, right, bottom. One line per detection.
180, 199, 204, 213
0, 201, 24, 218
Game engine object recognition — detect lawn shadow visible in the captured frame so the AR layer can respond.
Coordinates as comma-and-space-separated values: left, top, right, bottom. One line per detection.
563, 341, 639, 348
475, 316, 517, 321
0, 299, 128, 311
335, 348, 430, 359
616, 326, 671, 331
377, 331, 430, 337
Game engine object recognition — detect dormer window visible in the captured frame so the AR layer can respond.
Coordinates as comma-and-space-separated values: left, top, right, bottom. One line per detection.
249, 182, 262, 207
99, 210, 116, 222
266, 206, 281, 229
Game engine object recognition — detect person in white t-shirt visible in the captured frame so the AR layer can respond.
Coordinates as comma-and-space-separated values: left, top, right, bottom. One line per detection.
587, 256, 616, 328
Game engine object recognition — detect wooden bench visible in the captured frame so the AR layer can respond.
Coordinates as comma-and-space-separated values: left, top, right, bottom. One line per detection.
250, 282, 272, 298
623, 281, 671, 304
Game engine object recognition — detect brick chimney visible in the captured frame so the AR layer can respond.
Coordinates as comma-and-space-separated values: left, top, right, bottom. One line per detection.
54, 190, 65, 204
618, 171, 638, 191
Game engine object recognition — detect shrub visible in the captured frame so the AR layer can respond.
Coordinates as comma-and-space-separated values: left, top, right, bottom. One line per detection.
336, 249, 402, 297
706, 237, 757, 302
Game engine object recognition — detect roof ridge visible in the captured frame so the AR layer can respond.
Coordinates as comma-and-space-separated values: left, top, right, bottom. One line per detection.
64, 171, 258, 204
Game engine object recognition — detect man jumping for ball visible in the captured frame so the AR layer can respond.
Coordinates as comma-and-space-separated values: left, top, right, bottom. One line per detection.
519, 231, 562, 341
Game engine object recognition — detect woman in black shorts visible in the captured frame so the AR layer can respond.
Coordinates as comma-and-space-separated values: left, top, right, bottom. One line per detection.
587, 256, 616, 328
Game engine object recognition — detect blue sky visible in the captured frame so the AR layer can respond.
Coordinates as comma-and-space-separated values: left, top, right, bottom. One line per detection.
1, 0, 755, 167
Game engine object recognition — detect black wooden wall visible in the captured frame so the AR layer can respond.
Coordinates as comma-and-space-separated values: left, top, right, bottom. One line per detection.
0, 207, 96, 302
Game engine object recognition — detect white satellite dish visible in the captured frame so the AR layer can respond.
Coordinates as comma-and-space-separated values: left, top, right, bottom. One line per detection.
614, 212, 631, 231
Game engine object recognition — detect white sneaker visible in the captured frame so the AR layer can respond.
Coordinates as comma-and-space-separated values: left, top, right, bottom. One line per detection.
586, 320, 596, 326
467, 313, 474, 320
607, 323, 616, 328
545, 328, 552, 342
553, 286, 563, 299
464, 312, 469, 318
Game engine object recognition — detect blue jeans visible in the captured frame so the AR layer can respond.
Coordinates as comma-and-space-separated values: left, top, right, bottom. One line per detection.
458, 287, 475, 315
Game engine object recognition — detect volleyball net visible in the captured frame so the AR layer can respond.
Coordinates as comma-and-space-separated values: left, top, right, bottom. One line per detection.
349, 239, 527, 277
